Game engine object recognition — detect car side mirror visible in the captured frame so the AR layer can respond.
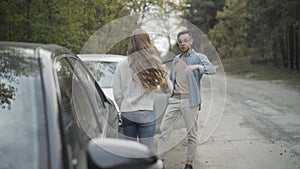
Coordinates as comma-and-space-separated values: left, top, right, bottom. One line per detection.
87, 138, 163, 169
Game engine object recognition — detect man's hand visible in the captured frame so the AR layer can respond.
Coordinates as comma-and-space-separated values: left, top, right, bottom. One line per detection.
185, 65, 203, 73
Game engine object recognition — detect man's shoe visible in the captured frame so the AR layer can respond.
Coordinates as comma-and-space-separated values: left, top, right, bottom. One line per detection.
184, 164, 193, 169
161, 160, 165, 169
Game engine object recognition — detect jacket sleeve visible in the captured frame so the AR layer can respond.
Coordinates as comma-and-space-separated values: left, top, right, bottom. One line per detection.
198, 54, 216, 75
167, 78, 173, 93
112, 66, 123, 109
169, 57, 177, 83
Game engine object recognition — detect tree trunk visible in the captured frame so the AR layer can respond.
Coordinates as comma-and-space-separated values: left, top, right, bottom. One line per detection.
272, 40, 279, 66
26, 0, 32, 41
288, 24, 295, 69
295, 25, 299, 70
280, 37, 288, 68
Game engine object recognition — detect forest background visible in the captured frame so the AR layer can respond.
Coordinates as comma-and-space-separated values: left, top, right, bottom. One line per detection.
1, 0, 299, 85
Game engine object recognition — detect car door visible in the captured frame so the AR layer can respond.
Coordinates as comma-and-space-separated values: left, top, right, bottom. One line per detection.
55, 54, 107, 169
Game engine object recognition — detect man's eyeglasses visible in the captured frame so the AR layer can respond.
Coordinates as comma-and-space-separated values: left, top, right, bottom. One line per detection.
177, 39, 191, 45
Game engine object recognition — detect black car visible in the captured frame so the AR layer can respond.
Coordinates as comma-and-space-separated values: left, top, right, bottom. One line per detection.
0, 41, 163, 169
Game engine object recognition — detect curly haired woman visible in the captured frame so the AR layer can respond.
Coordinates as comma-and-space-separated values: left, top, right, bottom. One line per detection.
112, 29, 172, 149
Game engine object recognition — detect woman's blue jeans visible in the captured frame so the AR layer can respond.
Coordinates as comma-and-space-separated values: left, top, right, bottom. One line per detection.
121, 110, 156, 149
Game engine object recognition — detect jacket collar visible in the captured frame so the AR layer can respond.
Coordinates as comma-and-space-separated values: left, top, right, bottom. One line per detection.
179, 49, 195, 58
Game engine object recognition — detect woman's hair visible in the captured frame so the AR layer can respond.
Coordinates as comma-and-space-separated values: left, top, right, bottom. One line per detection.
127, 29, 169, 92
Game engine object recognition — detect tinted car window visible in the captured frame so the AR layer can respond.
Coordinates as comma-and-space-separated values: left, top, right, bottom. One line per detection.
0, 49, 47, 169
56, 56, 105, 169
83, 61, 118, 88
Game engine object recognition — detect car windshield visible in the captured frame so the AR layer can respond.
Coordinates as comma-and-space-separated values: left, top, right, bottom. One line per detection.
83, 61, 118, 88
0, 49, 47, 169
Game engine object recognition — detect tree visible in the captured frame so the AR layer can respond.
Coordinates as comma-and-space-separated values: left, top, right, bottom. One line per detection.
208, 0, 249, 59
185, 0, 225, 34
0, 0, 129, 53
246, 0, 300, 69
208, 0, 300, 70
122, 0, 185, 57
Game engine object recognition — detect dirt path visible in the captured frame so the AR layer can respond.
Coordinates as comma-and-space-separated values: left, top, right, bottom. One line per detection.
153, 74, 300, 169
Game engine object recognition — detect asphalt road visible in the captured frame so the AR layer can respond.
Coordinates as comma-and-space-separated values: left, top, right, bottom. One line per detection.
153, 74, 300, 169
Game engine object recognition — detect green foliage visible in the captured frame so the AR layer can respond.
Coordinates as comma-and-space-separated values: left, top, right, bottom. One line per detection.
246, 0, 300, 66
0, 0, 129, 53
246, 0, 300, 70
208, 0, 249, 58
0, 0, 183, 55
208, 0, 299, 70
223, 57, 300, 86
185, 0, 225, 34
1, 0, 298, 70
125, 0, 184, 14
80, 14, 140, 54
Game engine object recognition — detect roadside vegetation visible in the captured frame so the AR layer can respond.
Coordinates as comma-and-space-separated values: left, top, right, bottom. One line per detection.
223, 57, 300, 87
1, 0, 299, 86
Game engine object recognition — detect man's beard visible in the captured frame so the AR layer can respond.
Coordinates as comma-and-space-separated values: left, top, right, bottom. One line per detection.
180, 46, 190, 53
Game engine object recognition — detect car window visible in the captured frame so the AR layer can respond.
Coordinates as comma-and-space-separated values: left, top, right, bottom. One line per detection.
56, 56, 105, 169
0, 49, 47, 169
83, 61, 118, 88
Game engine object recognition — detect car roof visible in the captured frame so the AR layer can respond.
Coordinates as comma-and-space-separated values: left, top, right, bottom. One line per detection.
78, 54, 126, 62
0, 41, 73, 59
